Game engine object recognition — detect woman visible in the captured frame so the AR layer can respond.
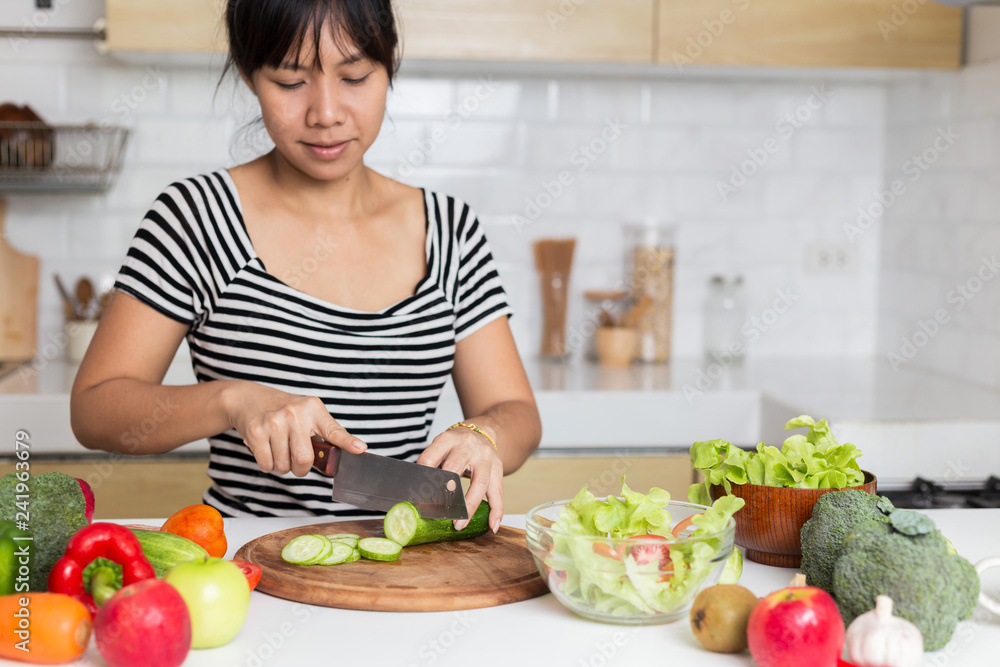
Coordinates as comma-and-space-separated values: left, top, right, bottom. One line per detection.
70, 0, 541, 530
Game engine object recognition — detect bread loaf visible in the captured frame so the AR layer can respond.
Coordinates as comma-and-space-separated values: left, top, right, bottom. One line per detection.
0, 103, 54, 168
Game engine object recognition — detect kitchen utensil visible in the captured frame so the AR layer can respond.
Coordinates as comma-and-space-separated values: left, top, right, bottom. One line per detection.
710, 470, 878, 568
65, 320, 98, 363
0, 197, 39, 362
583, 290, 627, 361
95, 289, 113, 319
311, 440, 468, 521
595, 327, 636, 367
53, 274, 78, 321
621, 294, 653, 329
234, 519, 547, 611
75, 277, 94, 319
525, 499, 735, 624
975, 557, 1000, 616
533, 238, 576, 359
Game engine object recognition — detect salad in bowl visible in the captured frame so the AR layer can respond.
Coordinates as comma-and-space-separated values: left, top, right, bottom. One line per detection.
525, 481, 744, 624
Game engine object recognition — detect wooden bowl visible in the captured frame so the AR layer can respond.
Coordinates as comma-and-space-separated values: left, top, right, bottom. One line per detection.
710, 471, 877, 568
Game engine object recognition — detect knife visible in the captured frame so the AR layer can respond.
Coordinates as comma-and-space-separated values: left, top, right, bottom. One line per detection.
311, 440, 469, 521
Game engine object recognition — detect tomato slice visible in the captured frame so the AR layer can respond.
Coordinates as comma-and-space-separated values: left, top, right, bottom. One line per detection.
592, 542, 624, 560
625, 534, 674, 566
671, 514, 701, 537
232, 559, 262, 591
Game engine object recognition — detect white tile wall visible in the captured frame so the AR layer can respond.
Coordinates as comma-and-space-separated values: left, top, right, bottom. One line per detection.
880, 60, 1000, 388
2, 30, 896, 364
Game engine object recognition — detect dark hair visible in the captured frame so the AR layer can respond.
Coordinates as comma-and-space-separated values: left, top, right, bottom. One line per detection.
223, 0, 400, 85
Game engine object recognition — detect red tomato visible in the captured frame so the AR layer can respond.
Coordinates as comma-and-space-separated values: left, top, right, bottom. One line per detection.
625, 534, 672, 566
232, 560, 262, 591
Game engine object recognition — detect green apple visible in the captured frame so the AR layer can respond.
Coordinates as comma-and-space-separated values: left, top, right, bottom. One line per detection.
164, 557, 250, 649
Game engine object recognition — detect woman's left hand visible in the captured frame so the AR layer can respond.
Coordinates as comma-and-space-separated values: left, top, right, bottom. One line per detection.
417, 426, 503, 532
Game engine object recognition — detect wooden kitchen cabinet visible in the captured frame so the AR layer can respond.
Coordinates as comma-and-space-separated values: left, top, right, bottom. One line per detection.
108, 0, 961, 69
397, 0, 653, 63
658, 0, 964, 69
105, 0, 654, 62
502, 453, 694, 514
105, 0, 226, 52
0, 457, 210, 520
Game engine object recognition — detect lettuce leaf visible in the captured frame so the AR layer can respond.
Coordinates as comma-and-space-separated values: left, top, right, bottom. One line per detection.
688, 415, 866, 502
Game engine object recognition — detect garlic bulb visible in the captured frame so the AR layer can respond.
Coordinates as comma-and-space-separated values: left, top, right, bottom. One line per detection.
846, 595, 924, 667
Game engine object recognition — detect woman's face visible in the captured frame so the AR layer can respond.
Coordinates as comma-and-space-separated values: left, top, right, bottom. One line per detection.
250, 23, 388, 182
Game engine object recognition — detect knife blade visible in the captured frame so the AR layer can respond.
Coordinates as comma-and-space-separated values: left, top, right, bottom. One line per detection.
311, 440, 469, 521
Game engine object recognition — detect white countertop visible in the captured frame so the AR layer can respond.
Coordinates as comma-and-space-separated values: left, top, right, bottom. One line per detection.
3, 355, 1000, 487
2, 509, 997, 667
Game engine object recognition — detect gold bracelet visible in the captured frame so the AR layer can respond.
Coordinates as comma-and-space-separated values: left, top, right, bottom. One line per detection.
448, 422, 498, 452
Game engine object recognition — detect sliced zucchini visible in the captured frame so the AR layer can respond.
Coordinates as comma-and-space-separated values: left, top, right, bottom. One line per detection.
281, 535, 331, 565
358, 537, 402, 562
316, 541, 356, 566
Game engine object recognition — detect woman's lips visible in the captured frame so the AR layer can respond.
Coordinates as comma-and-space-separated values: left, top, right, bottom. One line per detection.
303, 140, 350, 160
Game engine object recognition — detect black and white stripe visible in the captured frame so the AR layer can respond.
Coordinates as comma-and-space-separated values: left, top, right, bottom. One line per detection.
115, 170, 510, 517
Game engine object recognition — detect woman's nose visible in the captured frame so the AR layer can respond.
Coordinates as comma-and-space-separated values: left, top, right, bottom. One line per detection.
305, 80, 346, 127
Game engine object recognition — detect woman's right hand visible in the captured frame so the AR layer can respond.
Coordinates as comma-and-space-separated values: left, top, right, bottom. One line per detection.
222, 381, 367, 477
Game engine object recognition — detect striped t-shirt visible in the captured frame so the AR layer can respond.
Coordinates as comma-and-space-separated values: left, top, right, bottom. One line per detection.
115, 170, 511, 517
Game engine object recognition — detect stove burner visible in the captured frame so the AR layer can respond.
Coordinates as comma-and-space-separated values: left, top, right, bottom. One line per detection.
882, 476, 1000, 510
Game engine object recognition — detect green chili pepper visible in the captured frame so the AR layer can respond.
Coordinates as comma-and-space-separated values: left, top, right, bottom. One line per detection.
0, 520, 33, 595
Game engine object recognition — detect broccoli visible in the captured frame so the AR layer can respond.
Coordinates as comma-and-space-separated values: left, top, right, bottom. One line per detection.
0, 472, 89, 590
800, 489, 893, 591
832, 519, 980, 651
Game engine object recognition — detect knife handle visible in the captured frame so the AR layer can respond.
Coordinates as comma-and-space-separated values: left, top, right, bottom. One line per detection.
311, 439, 341, 477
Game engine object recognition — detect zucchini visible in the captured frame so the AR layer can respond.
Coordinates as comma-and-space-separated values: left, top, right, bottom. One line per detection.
316, 542, 355, 566
129, 528, 209, 577
281, 535, 331, 565
358, 537, 402, 561
384, 501, 490, 547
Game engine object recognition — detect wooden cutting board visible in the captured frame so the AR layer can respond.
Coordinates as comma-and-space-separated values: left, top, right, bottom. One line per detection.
234, 520, 548, 612
0, 198, 39, 362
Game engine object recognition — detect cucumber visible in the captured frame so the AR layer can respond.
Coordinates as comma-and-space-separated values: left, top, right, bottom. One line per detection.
129, 528, 209, 577
384, 501, 490, 547
281, 535, 331, 565
358, 537, 402, 561
325, 533, 359, 548
346, 548, 361, 563
316, 541, 355, 566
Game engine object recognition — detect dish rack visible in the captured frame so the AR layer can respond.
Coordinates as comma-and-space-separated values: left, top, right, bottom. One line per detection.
0, 121, 130, 194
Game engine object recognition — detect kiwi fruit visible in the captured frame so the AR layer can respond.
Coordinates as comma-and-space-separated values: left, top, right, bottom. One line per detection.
689, 584, 759, 653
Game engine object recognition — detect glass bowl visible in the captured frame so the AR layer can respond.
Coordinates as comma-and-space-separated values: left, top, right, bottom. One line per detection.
525, 499, 735, 625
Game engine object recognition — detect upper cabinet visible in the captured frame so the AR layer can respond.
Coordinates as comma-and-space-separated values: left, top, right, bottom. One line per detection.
105, 0, 964, 70
396, 0, 653, 63
105, 0, 226, 53
104, 0, 654, 62
658, 0, 963, 69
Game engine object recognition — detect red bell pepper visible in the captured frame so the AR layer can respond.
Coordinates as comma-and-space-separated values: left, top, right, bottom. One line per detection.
47, 522, 156, 617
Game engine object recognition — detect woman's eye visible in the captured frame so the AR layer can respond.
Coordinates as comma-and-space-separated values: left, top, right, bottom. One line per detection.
276, 81, 304, 90
343, 73, 372, 86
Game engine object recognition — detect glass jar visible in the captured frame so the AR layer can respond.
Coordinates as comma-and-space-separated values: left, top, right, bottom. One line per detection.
703, 275, 746, 364
624, 221, 675, 363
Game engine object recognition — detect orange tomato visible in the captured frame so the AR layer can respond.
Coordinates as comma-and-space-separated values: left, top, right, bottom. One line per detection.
161, 504, 228, 558
0, 593, 91, 664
